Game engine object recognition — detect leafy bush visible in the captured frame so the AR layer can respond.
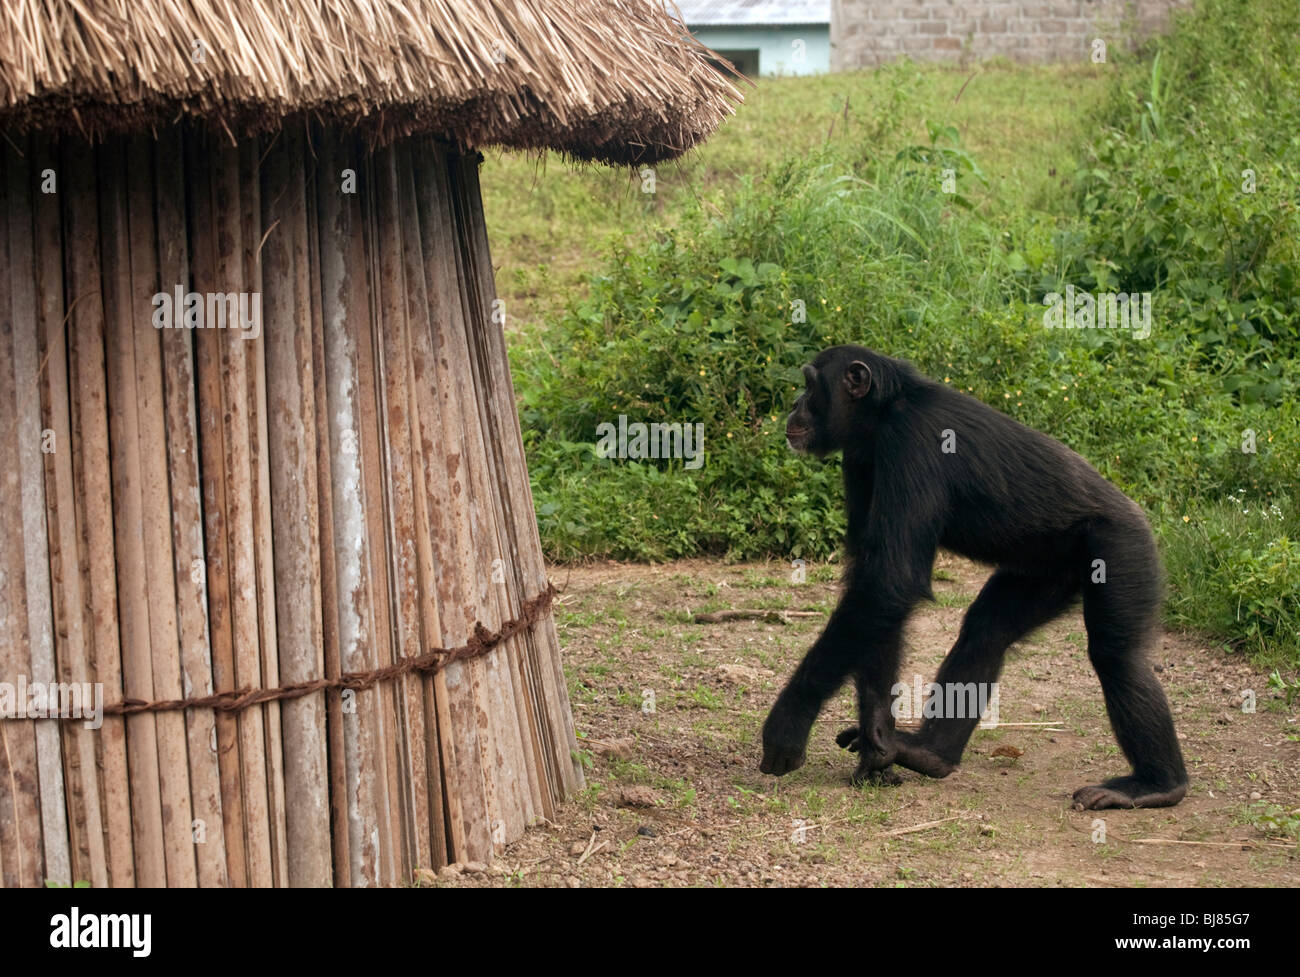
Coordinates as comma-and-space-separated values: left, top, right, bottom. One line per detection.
1063, 0, 1300, 372
510, 0, 1300, 663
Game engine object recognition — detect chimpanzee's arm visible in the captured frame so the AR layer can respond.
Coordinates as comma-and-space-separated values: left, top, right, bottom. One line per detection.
760, 456, 941, 776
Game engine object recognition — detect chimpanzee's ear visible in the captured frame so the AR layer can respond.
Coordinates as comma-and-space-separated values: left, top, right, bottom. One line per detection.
801, 364, 818, 387
844, 360, 872, 399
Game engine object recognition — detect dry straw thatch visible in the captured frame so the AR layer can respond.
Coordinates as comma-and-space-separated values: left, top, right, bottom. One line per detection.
0, 0, 741, 163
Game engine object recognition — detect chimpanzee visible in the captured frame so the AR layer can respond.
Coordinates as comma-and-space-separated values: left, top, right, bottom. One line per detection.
760, 345, 1187, 809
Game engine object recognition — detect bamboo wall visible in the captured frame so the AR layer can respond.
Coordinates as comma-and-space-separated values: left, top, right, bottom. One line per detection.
0, 125, 582, 887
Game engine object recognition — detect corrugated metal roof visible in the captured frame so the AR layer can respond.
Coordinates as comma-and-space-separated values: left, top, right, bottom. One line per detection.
670, 1, 830, 27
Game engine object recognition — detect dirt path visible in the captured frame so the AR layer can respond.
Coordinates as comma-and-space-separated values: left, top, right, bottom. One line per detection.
435, 557, 1299, 887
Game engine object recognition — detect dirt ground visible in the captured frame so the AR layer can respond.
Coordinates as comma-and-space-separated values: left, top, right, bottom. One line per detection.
433, 556, 1300, 888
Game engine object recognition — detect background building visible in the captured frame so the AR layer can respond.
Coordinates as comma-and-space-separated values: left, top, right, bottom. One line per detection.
675, 1, 831, 76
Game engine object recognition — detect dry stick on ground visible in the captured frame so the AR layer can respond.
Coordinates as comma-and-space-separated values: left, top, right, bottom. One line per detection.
694, 609, 822, 624
575, 832, 608, 867
755, 812, 980, 841
878, 814, 982, 838
891, 720, 1065, 730
1066, 818, 1293, 850
1128, 838, 1294, 850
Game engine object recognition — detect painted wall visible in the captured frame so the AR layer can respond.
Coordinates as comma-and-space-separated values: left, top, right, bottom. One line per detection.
693, 25, 831, 76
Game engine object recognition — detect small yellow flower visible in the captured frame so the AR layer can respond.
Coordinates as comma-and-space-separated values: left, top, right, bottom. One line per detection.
1182, 515, 1190, 523
1191, 436, 1198, 442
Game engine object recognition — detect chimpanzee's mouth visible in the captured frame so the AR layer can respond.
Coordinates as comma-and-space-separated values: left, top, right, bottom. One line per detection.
785, 426, 811, 452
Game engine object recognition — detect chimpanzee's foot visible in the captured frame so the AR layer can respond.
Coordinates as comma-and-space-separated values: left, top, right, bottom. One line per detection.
850, 762, 902, 787
893, 741, 957, 779
841, 725, 957, 779
1072, 775, 1188, 810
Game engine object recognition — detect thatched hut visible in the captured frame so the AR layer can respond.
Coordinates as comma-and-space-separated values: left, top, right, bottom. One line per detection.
0, 0, 737, 887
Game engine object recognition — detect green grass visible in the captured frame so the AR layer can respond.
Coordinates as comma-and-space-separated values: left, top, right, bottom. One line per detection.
481, 61, 1109, 330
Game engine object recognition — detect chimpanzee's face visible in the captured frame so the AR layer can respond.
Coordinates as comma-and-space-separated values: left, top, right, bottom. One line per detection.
786, 352, 874, 458
785, 364, 826, 456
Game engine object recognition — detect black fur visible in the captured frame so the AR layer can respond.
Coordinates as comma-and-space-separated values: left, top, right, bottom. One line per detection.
762, 345, 1188, 809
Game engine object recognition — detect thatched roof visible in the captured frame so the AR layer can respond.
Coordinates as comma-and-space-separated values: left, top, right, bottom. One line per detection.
0, 0, 740, 164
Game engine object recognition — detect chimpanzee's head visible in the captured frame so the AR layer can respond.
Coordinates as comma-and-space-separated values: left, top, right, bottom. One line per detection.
785, 346, 877, 457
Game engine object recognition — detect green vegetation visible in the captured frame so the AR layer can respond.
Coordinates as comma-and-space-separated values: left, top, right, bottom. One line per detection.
484, 0, 1299, 665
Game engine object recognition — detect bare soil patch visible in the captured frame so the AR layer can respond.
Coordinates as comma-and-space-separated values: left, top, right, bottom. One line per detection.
432, 556, 1300, 888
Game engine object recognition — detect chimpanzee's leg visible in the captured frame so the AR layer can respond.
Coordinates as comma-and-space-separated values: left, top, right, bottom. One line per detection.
1072, 516, 1187, 809
839, 569, 1080, 782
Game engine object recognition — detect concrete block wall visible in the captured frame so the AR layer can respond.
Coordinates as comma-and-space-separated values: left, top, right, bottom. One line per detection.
831, 0, 1187, 67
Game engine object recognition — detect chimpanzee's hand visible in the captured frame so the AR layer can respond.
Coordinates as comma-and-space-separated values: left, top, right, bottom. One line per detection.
837, 713, 898, 768
759, 705, 810, 775
836, 725, 862, 751
838, 725, 904, 785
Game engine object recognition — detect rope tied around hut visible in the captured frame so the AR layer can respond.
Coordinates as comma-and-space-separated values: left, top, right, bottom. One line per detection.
78, 583, 560, 718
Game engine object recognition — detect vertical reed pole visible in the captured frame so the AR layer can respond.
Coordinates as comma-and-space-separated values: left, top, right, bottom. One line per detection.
124, 133, 198, 885
455, 152, 584, 800
407, 141, 494, 862
315, 130, 392, 886
33, 134, 109, 889
187, 128, 250, 888
99, 137, 169, 888
6, 135, 73, 883
305, 138, 354, 886
63, 138, 135, 887
154, 129, 229, 887
0, 143, 46, 889
260, 126, 333, 887
239, 139, 290, 887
